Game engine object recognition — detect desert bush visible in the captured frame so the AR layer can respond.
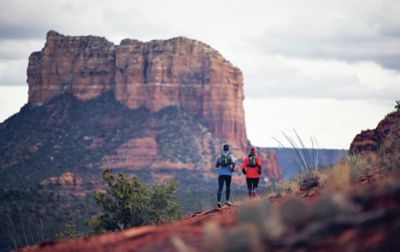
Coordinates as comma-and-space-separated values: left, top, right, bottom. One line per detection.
326, 161, 352, 191
273, 130, 320, 174
89, 169, 180, 233
0, 187, 96, 251
267, 178, 299, 198
325, 152, 381, 190
273, 130, 322, 191
55, 224, 82, 240
345, 154, 361, 166
379, 124, 400, 171
351, 152, 379, 178
266, 170, 323, 198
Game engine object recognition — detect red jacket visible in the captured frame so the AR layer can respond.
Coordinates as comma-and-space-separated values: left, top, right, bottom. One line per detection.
242, 155, 262, 178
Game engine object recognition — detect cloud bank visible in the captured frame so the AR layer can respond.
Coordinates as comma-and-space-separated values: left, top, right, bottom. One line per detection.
0, 0, 399, 148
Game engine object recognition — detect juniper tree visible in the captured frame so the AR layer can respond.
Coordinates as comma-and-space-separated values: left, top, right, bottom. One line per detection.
90, 169, 180, 232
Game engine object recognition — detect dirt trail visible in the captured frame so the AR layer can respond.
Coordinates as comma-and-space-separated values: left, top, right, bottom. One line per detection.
20, 204, 238, 252
20, 170, 400, 252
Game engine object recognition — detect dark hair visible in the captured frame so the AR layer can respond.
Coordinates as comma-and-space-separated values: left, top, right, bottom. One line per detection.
223, 144, 229, 151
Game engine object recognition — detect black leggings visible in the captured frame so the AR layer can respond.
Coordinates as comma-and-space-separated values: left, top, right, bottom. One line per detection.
246, 178, 259, 196
217, 175, 232, 201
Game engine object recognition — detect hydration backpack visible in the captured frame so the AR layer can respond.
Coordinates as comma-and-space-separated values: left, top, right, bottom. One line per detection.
219, 153, 232, 166
248, 154, 257, 167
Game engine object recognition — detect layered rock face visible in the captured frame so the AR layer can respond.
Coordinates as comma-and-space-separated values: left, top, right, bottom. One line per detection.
28, 31, 246, 147
28, 31, 115, 103
41, 172, 83, 190
349, 110, 400, 154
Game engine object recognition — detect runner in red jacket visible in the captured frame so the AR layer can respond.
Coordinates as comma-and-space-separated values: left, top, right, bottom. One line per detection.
242, 147, 262, 197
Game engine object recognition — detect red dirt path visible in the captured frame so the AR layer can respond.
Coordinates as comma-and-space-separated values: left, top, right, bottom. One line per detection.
21, 204, 238, 252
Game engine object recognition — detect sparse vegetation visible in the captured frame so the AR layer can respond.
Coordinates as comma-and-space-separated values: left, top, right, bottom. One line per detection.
379, 123, 400, 171
269, 177, 300, 197
326, 159, 352, 191
155, 107, 204, 164
267, 151, 380, 197
205, 146, 400, 251
55, 224, 82, 240
395, 100, 400, 111
267, 168, 327, 198
89, 169, 181, 233
273, 130, 321, 192
0, 187, 97, 251
273, 130, 320, 173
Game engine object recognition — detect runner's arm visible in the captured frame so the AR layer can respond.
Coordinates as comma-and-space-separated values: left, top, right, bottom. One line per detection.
241, 158, 248, 174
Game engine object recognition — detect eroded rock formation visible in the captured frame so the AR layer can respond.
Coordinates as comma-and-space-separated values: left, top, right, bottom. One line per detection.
349, 110, 400, 154
27, 31, 246, 148
40, 172, 83, 190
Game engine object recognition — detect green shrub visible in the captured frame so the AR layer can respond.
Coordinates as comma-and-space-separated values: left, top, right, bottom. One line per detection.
89, 169, 180, 232
55, 224, 82, 240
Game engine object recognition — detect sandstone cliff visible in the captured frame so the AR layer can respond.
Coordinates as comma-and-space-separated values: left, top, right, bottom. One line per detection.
349, 110, 400, 154
2, 30, 285, 198
27, 31, 246, 148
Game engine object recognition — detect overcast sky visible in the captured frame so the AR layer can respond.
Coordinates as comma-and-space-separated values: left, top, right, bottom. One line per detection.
1, 0, 399, 149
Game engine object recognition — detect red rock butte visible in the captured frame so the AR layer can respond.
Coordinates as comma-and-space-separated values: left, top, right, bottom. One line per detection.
27, 30, 247, 148
349, 110, 400, 154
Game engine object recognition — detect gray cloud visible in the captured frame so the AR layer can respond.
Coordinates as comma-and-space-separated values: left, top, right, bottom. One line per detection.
251, 1, 400, 70
0, 24, 46, 40
0, 0, 55, 40
244, 62, 400, 102
0, 1, 170, 85
373, 55, 400, 70
1, 0, 400, 91
0, 59, 28, 85
0, 40, 43, 60
254, 35, 400, 70
0, 1, 170, 42
0, 39, 44, 85
101, 8, 171, 42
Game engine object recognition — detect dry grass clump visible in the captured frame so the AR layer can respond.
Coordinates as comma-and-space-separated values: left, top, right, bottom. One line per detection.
267, 152, 381, 197
204, 193, 365, 251
379, 125, 400, 171
267, 169, 326, 198
204, 222, 262, 252
265, 141, 397, 201
326, 160, 352, 191
266, 177, 300, 198
325, 152, 381, 192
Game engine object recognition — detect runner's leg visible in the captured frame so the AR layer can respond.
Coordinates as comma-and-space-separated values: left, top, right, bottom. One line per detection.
217, 176, 224, 202
246, 178, 252, 197
253, 178, 259, 197
225, 175, 232, 201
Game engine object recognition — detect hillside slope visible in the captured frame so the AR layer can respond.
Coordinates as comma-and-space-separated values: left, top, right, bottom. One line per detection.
0, 92, 222, 188
20, 165, 400, 252
20, 108, 400, 252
